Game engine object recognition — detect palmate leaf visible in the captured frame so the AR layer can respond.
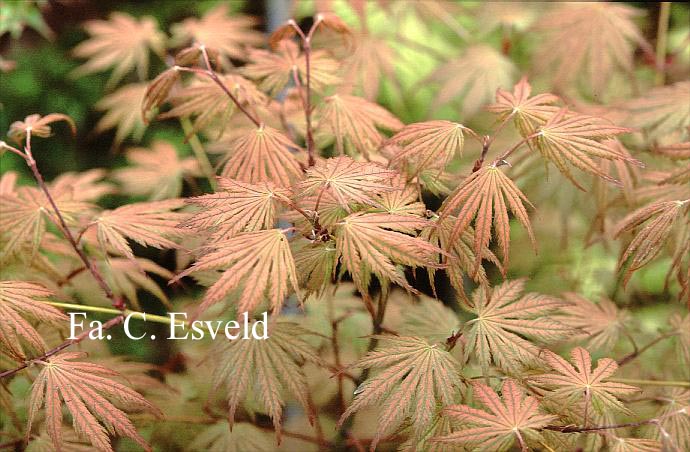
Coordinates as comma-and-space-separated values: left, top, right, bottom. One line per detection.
335, 212, 444, 294
174, 229, 299, 316
218, 125, 304, 188
0, 186, 90, 262
298, 156, 397, 212
292, 240, 337, 299
421, 216, 501, 301
92, 199, 187, 260
338, 335, 464, 450
643, 388, 690, 451
170, 5, 263, 61
0, 281, 66, 360
557, 293, 632, 353
180, 178, 287, 240
487, 77, 560, 138
533, 109, 640, 190
533, 2, 646, 93
27, 352, 162, 452
316, 94, 403, 158
51, 169, 115, 203
461, 279, 571, 375
113, 141, 200, 200
532, 347, 639, 418
189, 421, 273, 452
429, 44, 516, 117
625, 81, 690, 140
614, 199, 690, 288
213, 322, 321, 441
387, 120, 468, 175
607, 437, 662, 452
94, 83, 148, 147
158, 74, 267, 137
433, 379, 557, 452
439, 166, 535, 273
242, 40, 341, 96
72, 12, 165, 88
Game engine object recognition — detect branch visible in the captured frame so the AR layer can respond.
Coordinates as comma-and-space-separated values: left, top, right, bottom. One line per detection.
543, 405, 688, 434
617, 331, 677, 367
0, 315, 125, 379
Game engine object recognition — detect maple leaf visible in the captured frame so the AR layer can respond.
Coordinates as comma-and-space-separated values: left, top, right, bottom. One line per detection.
242, 40, 341, 96
643, 388, 690, 451
670, 314, 690, 378
158, 74, 267, 137
315, 94, 403, 158
190, 421, 273, 452
334, 212, 444, 294
438, 166, 535, 273
173, 229, 299, 316
0, 281, 66, 360
90, 199, 187, 260
387, 121, 468, 176
338, 335, 464, 450
180, 178, 287, 240
339, 32, 397, 100
51, 169, 115, 202
487, 77, 561, 138
72, 12, 165, 88
614, 199, 690, 287
0, 186, 90, 262
461, 279, 571, 375
113, 141, 200, 200
0, 171, 17, 195
292, 240, 337, 299
170, 5, 263, 62
625, 81, 690, 140
532, 347, 639, 420
533, 3, 647, 93
533, 109, 640, 190
213, 321, 321, 440
217, 125, 304, 188
433, 379, 557, 452
422, 215, 501, 300
373, 175, 427, 217
27, 352, 162, 452
298, 156, 397, 212
7, 113, 76, 144
400, 296, 462, 345
94, 83, 148, 147
429, 44, 516, 117
557, 293, 632, 352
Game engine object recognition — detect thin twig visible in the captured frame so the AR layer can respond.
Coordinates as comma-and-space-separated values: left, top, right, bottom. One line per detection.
655, 2, 671, 85
617, 331, 677, 367
543, 406, 688, 433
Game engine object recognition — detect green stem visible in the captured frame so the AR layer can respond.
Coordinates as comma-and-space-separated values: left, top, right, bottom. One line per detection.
655, 2, 671, 85
40, 301, 185, 326
179, 117, 216, 190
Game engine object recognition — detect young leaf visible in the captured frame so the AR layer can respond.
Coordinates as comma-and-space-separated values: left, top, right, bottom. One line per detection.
532, 347, 639, 417
0, 281, 66, 360
173, 229, 299, 316
557, 293, 632, 352
533, 109, 639, 189
190, 421, 273, 452
218, 125, 304, 188
439, 166, 536, 273
433, 379, 557, 452
113, 141, 200, 200
387, 120, 467, 175
534, 3, 646, 93
335, 212, 444, 294
242, 40, 341, 96
92, 199, 187, 260
27, 352, 162, 452
316, 94, 403, 158
95, 83, 148, 147
461, 280, 571, 374
625, 81, 690, 140
213, 322, 321, 441
614, 199, 690, 287
487, 77, 560, 138
429, 45, 515, 117
72, 12, 165, 88
298, 156, 397, 212
180, 178, 287, 239
170, 5, 263, 61
338, 335, 464, 450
